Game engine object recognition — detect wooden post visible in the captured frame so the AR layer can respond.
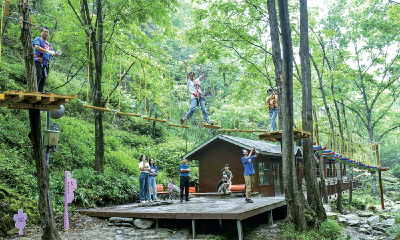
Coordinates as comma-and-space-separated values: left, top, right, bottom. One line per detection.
376, 144, 384, 210
156, 218, 159, 229
268, 210, 273, 225
192, 219, 195, 239
237, 220, 243, 240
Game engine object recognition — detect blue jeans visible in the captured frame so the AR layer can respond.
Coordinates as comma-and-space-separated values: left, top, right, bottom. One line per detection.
269, 108, 278, 131
139, 172, 150, 201
149, 177, 157, 200
184, 96, 209, 123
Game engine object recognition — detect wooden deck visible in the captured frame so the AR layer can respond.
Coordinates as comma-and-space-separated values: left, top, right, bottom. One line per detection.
0, 90, 77, 111
257, 128, 311, 142
77, 196, 285, 221
77, 197, 285, 240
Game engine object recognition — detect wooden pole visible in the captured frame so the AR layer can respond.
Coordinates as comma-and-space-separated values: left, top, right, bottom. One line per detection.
376, 144, 384, 210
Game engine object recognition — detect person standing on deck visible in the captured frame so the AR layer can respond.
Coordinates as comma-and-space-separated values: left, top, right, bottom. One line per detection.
179, 158, 190, 202
265, 89, 278, 131
148, 158, 159, 201
33, 27, 62, 93
241, 147, 258, 203
139, 155, 151, 202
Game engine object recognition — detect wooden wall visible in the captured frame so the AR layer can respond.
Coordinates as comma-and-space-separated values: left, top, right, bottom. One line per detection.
197, 139, 282, 197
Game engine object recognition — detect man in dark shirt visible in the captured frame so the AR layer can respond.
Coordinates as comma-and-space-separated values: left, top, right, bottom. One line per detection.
217, 175, 229, 194
179, 157, 190, 202
220, 164, 233, 192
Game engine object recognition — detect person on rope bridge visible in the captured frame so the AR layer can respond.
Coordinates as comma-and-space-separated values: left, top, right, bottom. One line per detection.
180, 69, 211, 125
33, 27, 62, 93
241, 146, 258, 203
265, 88, 278, 132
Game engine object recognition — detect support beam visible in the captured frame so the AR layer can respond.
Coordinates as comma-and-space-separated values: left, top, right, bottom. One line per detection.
237, 220, 243, 240
156, 218, 159, 229
379, 171, 384, 210
192, 219, 196, 239
268, 210, 273, 225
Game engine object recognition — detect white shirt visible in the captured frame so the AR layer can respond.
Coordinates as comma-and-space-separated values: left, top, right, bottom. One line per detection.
139, 162, 150, 173
187, 77, 203, 99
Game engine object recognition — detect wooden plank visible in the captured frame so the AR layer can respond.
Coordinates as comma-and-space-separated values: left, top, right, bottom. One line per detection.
143, 117, 167, 123
35, 105, 61, 111
0, 95, 25, 107
28, 96, 41, 103
116, 112, 141, 117
168, 123, 189, 129
83, 105, 112, 112
201, 123, 221, 129
217, 129, 239, 132
41, 97, 55, 105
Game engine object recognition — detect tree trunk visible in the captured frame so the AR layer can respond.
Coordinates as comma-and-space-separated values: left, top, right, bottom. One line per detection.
20, 1, 59, 239
278, 0, 307, 230
319, 155, 329, 203
335, 160, 343, 213
300, 0, 326, 222
93, 0, 105, 174
267, 0, 283, 130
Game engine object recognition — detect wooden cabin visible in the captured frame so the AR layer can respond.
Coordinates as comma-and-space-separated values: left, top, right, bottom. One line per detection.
183, 134, 302, 197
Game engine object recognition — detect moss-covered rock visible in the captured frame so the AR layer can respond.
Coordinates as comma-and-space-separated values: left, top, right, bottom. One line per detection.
0, 186, 40, 234
7, 228, 19, 236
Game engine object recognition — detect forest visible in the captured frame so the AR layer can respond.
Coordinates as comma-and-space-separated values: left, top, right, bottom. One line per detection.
1, 0, 400, 239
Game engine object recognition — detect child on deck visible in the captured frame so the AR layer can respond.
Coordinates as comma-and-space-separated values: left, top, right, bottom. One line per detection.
180, 66, 211, 125
217, 175, 230, 194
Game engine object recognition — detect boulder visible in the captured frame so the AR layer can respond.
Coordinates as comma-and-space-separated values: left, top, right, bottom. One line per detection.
358, 228, 369, 234
366, 215, 379, 227
338, 217, 348, 225
167, 232, 188, 240
121, 222, 133, 227
382, 218, 395, 227
134, 218, 154, 229
6, 228, 19, 236
348, 219, 361, 227
358, 212, 374, 218
327, 212, 338, 220
372, 223, 387, 233
109, 217, 134, 223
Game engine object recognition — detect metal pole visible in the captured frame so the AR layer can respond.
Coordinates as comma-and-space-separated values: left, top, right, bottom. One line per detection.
376, 144, 384, 210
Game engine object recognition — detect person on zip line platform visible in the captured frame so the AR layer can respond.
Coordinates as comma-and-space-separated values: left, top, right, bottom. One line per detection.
180, 68, 211, 125
266, 88, 278, 132
33, 27, 62, 93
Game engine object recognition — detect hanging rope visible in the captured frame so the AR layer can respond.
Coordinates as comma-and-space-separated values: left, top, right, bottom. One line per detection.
144, 55, 147, 116
169, 59, 172, 122
106, 41, 115, 108
0, 3, 4, 65
184, 62, 189, 126
86, 31, 92, 102
137, 53, 143, 114
118, 47, 122, 112
211, 67, 218, 125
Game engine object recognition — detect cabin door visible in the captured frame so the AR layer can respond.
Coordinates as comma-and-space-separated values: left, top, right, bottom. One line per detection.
273, 162, 282, 196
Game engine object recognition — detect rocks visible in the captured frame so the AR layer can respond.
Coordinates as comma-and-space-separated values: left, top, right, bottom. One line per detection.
358, 212, 374, 217
381, 218, 395, 227
109, 217, 134, 224
348, 219, 361, 227
366, 215, 379, 227
134, 218, 154, 229
167, 232, 188, 239
338, 217, 348, 225
372, 223, 387, 233
370, 230, 385, 236
358, 227, 369, 234
327, 212, 339, 220
6, 228, 19, 236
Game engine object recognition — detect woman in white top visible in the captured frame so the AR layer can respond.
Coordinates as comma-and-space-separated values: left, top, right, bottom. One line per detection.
180, 70, 210, 124
139, 155, 151, 202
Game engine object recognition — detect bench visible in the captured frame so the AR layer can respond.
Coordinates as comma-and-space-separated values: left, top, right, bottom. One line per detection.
154, 184, 171, 200
230, 184, 246, 193
183, 187, 196, 195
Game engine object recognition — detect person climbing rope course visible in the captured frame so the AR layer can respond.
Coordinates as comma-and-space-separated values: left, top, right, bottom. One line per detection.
33, 27, 62, 93
180, 64, 212, 125
266, 88, 278, 131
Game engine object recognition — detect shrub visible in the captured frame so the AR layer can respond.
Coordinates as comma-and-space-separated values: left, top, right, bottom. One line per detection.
319, 219, 342, 240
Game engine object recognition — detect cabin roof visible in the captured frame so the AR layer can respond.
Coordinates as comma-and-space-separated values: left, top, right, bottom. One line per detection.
183, 134, 302, 159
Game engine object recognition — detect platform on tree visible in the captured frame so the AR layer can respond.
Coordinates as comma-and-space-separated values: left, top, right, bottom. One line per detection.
0, 90, 76, 111
257, 128, 312, 142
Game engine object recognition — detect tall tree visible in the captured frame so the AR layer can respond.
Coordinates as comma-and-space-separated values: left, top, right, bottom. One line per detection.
278, 0, 307, 231
20, 0, 59, 238
299, 0, 326, 221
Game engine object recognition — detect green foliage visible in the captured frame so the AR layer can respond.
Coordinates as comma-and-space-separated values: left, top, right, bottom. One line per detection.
387, 223, 400, 239
0, 186, 40, 234
319, 219, 342, 240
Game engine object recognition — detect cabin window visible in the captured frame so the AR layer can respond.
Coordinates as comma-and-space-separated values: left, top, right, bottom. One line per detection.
258, 162, 270, 185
